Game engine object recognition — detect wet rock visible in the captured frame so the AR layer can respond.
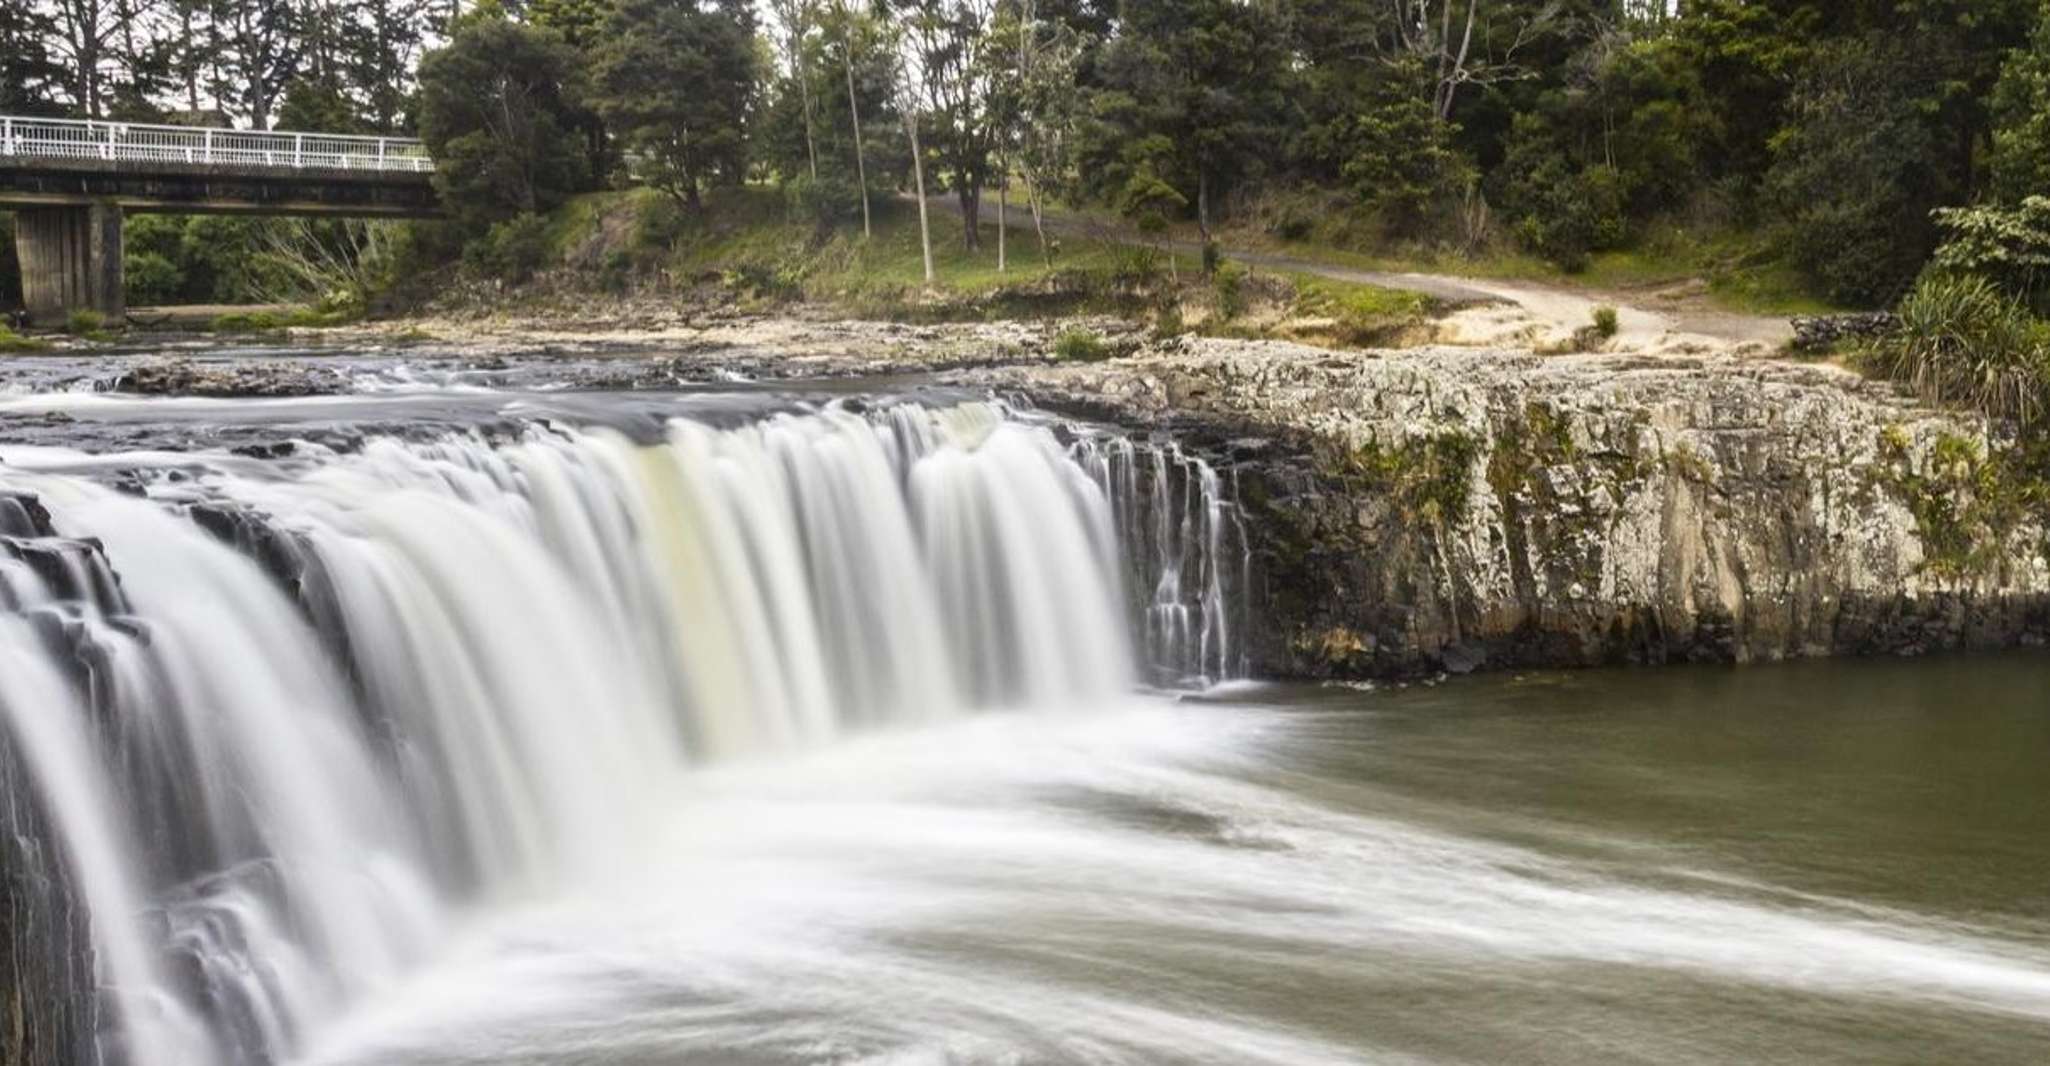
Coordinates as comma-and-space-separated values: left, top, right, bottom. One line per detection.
114, 358, 350, 398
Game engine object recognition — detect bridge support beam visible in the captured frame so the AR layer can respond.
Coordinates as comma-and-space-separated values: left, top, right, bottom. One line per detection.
12, 203, 122, 325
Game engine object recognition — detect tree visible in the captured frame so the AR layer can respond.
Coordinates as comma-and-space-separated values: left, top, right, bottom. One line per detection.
984, 0, 1090, 266
417, 4, 588, 229
1078, 0, 1293, 241
1767, 36, 1959, 306
766, 0, 822, 180
1990, 1, 2050, 204
826, 0, 883, 238
588, 0, 757, 212
896, 0, 999, 252
41, 0, 169, 117
0, 0, 64, 114
1329, 54, 1471, 232
347, 0, 435, 132
210, 0, 301, 127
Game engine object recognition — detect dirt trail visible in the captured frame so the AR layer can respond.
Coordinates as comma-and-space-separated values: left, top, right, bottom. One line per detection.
951, 196, 1796, 355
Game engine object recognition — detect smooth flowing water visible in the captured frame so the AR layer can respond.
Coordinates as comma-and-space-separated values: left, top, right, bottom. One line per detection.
2, 369, 2046, 1065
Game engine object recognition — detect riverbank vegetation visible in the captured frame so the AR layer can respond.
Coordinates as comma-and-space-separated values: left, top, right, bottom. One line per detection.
3, 1, 2050, 415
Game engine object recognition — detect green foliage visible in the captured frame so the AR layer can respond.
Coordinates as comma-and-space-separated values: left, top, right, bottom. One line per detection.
209, 308, 353, 333
1860, 274, 2050, 424
1592, 306, 1621, 338
1213, 263, 1247, 321
1330, 56, 1470, 233
1497, 116, 1628, 271
124, 251, 183, 306
464, 214, 553, 283
720, 259, 804, 303
784, 172, 866, 232
1990, 2, 2050, 203
1872, 426, 2050, 581
1293, 279, 1432, 346
1078, 0, 1294, 230
1768, 37, 1958, 307
276, 75, 368, 134
1931, 197, 2050, 314
0, 325, 47, 352
63, 309, 107, 336
588, 0, 756, 212
417, 10, 589, 233
1328, 431, 1480, 527
1053, 328, 1110, 362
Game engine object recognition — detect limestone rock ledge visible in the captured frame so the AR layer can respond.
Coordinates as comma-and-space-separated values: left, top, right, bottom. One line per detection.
971, 338, 2050, 679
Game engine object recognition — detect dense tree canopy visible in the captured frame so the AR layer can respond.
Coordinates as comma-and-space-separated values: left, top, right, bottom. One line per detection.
416, 6, 587, 228
588, 0, 757, 210
5, 0, 2050, 305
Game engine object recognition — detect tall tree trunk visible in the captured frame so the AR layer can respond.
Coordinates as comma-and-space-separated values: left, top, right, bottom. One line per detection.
1025, 171, 1051, 267
842, 15, 869, 239
1197, 170, 1212, 242
182, 4, 199, 113
907, 109, 934, 286
793, 26, 819, 181
957, 183, 980, 253
997, 164, 1007, 273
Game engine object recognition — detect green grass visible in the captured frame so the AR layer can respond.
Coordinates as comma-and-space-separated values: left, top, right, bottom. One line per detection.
1053, 327, 1110, 361
0, 324, 49, 351
524, 186, 1448, 341
1093, 191, 1851, 317
64, 309, 108, 336
210, 307, 355, 332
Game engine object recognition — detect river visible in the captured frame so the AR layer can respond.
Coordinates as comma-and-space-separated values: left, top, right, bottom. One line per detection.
1, 351, 2046, 1065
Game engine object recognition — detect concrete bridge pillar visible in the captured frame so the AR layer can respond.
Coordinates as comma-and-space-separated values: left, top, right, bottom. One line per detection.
12, 202, 122, 325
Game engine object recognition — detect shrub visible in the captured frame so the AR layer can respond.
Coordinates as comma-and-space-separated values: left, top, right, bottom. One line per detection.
631, 194, 690, 256
1153, 305, 1185, 339
1214, 263, 1247, 321
124, 251, 184, 306
1592, 306, 1621, 338
1930, 197, 2050, 315
64, 309, 107, 336
1860, 275, 2050, 424
719, 259, 802, 302
464, 213, 552, 283
1108, 244, 1163, 287
1053, 328, 1110, 362
783, 172, 865, 233
1271, 211, 1313, 241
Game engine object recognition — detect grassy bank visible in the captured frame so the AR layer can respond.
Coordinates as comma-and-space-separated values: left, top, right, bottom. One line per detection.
1064, 187, 1846, 318
476, 186, 1437, 347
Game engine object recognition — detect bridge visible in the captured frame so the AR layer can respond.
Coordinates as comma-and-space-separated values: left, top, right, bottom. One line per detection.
2, 115, 441, 324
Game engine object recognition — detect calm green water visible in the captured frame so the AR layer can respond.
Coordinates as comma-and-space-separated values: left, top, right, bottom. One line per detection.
311, 654, 2050, 1066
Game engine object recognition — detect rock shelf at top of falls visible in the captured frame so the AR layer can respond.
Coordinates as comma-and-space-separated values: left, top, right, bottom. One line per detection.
964, 333, 2050, 680
6, 316, 2050, 684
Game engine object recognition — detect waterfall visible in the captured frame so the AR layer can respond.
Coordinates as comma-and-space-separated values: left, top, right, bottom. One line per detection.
0, 401, 1241, 1066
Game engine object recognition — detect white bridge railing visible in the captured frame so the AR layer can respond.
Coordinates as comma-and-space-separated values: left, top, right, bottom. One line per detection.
0, 115, 433, 174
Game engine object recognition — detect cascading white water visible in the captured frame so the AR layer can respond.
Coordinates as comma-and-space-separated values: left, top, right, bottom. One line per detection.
0, 401, 1241, 1066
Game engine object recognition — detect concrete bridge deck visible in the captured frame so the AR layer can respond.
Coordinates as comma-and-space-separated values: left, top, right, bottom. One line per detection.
2, 116, 442, 323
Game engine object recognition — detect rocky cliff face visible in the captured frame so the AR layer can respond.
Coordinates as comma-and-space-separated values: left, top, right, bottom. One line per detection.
977, 339, 2050, 679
